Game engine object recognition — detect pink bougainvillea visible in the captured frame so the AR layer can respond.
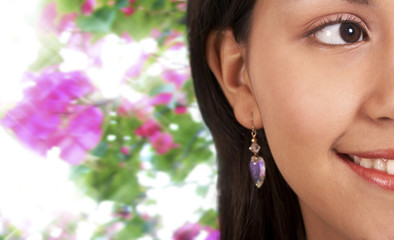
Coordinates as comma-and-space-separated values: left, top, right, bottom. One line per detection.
81, 0, 96, 15
121, 6, 135, 16
173, 223, 220, 240
58, 12, 78, 32
149, 92, 173, 106
205, 229, 220, 240
121, 0, 137, 16
39, 2, 57, 32
148, 131, 179, 155
173, 223, 201, 240
121, 146, 130, 155
54, 106, 103, 164
174, 105, 187, 114
161, 68, 190, 89
117, 95, 155, 121
1, 70, 103, 164
134, 119, 179, 154
134, 119, 161, 138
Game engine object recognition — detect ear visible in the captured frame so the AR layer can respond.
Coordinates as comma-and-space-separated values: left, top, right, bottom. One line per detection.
206, 30, 263, 129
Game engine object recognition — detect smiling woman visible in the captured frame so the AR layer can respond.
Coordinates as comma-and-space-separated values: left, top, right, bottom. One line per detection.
187, 0, 394, 239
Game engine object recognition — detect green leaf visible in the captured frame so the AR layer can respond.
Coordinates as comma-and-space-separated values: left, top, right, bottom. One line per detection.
55, 0, 85, 14
115, 215, 146, 239
76, 7, 117, 33
152, 0, 166, 9
91, 141, 108, 157
107, 169, 142, 202
111, 10, 157, 40
199, 209, 219, 229
28, 34, 63, 71
115, 0, 128, 8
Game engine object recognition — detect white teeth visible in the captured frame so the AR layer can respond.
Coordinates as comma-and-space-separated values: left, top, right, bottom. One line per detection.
353, 156, 361, 164
349, 155, 394, 175
360, 158, 373, 168
373, 159, 386, 171
387, 160, 394, 175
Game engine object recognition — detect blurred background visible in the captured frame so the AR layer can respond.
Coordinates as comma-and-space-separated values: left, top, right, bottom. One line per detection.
0, 0, 218, 239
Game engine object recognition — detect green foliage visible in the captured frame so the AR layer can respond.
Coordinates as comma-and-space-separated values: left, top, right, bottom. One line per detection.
6, 0, 218, 238
199, 209, 219, 230
56, 0, 85, 13
115, 216, 146, 239
29, 33, 63, 71
77, 7, 117, 33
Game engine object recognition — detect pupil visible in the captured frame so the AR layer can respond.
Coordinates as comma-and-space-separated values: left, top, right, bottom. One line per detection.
340, 22, 361, 43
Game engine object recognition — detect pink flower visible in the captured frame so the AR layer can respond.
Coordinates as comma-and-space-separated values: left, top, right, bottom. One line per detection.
175, 105, 187, 114
23, 71, 94, 104
81, 0, 96, 15
2, 102, 61, 155
121, 6, 135, 16
148, 132, 179, 155
150, 93, 173, 106
125, 58, 146, 78
1, 70, 102, 164
39, 3, 57, 32
163, 30, 184, 46
205, 230, 220, 240
162, 68, 190, 89
176, 3, 187, 11
135, 119, 160, 138
58, 13, 78, 32
54, 106, 103, 165
173, 223, 201, 240
173, 93, 187, 114
151, 29, 161, 38
121, 32, 134, 43
125, 50, 150, 78
117, 97, 154, 121
121, 146, 130, 155
117, 99, 133, 116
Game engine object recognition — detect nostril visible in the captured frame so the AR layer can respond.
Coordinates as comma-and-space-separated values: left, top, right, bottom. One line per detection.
378, 116, 393, 121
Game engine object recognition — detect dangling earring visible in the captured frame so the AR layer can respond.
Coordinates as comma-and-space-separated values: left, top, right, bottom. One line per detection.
249, 127, 266, 188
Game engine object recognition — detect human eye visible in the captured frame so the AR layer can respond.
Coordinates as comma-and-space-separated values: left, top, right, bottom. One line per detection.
311, 15, 369, 46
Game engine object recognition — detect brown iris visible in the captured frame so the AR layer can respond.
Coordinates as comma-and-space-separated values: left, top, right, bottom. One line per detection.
339, 22, 362, 43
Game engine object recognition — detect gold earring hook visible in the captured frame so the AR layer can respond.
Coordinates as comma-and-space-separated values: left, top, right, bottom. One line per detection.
251, 112, 257, 138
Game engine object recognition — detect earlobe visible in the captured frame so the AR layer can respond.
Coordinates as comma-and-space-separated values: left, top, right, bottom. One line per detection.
205, 30, 263, 129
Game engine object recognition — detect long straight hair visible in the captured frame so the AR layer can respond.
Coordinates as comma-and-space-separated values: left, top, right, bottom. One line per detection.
187, 1, 306, 239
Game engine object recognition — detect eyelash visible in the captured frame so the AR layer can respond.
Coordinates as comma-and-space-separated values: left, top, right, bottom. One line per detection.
306, 14, 369, 44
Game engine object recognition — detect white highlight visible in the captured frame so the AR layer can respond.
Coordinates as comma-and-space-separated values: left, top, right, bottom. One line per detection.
0, 1, 40, 106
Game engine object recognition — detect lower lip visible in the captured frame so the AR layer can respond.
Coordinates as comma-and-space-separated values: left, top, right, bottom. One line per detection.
337, 153, 394, 191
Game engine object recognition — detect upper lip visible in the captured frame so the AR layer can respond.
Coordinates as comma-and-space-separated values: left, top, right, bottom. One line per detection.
338, 149, 394, 160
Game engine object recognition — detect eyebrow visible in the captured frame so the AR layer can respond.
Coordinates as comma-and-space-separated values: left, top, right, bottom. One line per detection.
343, 0, 369, 5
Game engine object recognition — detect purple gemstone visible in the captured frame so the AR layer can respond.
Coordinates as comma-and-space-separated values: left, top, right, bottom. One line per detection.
249, 142, 261, 154
249, 156, 266, 188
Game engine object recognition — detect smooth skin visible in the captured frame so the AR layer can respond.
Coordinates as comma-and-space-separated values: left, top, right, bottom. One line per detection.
206, 0, 394, 239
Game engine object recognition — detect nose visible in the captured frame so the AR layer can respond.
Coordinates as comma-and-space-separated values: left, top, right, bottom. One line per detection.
363, 81, 394, 122
362, 47, 394, 123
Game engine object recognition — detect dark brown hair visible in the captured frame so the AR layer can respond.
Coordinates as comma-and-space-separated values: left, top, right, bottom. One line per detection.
187, 1, 306, 239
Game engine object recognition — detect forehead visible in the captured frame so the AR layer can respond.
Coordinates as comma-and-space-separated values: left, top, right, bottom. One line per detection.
251, 0, 375, 22
278, 0, 369, 4
253, 0, 372, 10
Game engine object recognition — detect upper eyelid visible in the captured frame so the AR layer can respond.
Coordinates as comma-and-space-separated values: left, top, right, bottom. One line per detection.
305, 13, 369, 37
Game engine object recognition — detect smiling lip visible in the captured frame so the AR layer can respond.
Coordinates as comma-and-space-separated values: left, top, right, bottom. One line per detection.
345, 149, 394, 159
337, 150, 394, 191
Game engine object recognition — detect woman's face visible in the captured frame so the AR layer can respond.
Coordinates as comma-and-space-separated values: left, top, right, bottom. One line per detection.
247, 0, 394, 239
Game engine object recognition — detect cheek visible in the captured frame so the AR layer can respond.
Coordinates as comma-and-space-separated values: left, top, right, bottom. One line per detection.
247, 42, 370, 187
